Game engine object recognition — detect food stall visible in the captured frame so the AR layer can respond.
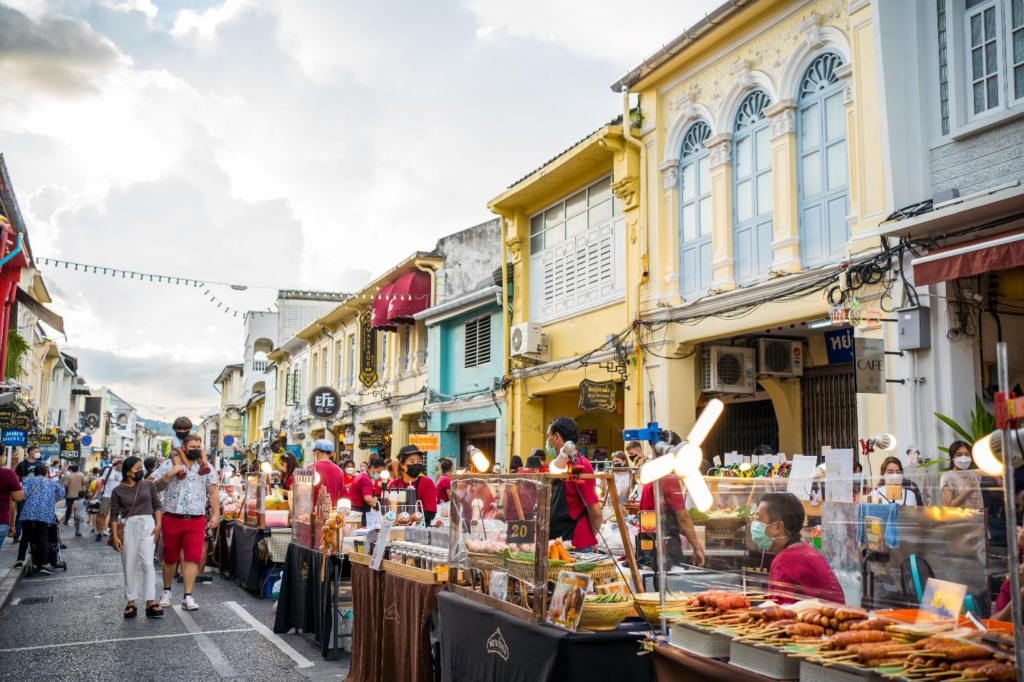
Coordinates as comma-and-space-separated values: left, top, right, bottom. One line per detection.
231, 471, 272, 592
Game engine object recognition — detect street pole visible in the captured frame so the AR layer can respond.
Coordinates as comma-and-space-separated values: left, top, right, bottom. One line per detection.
995, 342, 1024, 674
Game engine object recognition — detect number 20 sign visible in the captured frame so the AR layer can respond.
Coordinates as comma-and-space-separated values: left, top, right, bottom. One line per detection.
916, 578, 967, 625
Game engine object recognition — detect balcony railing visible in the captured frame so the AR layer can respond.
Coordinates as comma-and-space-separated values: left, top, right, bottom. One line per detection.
251, 360, 269, 373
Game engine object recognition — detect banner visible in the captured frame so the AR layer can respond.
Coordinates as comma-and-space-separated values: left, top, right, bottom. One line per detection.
409, 433, 439, 451
358, 309, 378, 388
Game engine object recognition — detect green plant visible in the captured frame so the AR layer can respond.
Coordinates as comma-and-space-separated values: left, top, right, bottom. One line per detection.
4, 329, 28, 380
934, 395, 996, 453
630, 109, 644, 128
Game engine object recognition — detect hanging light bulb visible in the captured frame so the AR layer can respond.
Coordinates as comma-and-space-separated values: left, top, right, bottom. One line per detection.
871, 433, 897, 451
973, 433, 1004, 476
470, 446, 490, 474
313, 470, 322, 486
673, 443, 703, 476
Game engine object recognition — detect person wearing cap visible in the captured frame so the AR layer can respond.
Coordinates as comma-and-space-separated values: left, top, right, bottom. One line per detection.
388, 445, 438, 525
310, 439, 346, 507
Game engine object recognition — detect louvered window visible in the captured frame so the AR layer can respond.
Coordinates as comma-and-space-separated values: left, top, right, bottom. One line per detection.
464, 315, 491, 368
529, 175, 625, 322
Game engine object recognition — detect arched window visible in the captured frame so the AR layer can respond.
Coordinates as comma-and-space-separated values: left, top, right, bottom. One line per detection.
679, 120, 713, 298
798, 52, 849, 267
732, 89, 774, 284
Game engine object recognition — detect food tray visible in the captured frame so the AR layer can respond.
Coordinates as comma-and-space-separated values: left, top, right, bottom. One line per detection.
799, 659, 886, 682
728, 640, 801, 680
669, 622, 732, 658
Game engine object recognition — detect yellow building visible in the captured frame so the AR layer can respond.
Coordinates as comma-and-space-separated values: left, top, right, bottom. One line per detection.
493, 0, 891, 464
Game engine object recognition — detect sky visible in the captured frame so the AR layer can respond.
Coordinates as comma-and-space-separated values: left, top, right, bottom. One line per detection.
0, 0, 720, 418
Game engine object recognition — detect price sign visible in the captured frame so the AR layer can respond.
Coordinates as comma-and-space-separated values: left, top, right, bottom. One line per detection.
506, 519, 536, 544
916, 578, 967, 626
370, 520, 393, 571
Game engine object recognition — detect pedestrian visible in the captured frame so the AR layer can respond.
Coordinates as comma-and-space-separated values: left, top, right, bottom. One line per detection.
168, 416, 211, 477
109, 456, 163, 618
0, 448, 24, 551
310, 439, 345, 507
48, 459, 61, 479
15, 462, 65, 573
153, 435, 219, 611
13, 451, 35, 543
91, 457, 123, 542
86, 467, 101, 532
61, 465, 87, 534
143, 457, 158, 480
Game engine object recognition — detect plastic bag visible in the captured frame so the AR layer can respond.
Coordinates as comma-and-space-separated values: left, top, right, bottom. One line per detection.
271, 575, 283, 600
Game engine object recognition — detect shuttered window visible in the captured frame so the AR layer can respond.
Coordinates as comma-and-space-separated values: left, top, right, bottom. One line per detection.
529, 175, 625, 322
464, 315, 491, 368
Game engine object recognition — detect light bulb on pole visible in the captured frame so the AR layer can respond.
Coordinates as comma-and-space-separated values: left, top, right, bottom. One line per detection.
379, 469, 390, 482
260, 461, 272, 474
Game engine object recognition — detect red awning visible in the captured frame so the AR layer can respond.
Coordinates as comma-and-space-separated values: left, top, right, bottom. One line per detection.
913, 228, 1024, 286
371, 282, 397, 331
386, 270, 431, 324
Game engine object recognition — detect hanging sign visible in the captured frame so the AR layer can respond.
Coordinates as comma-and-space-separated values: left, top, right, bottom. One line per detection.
60, 437, 77, 453
359, 432, 386, 450
0, 406, 17, 429
2, 429, 27, 447
854, 337, 885, 394
14, 412, 32, 431
308, 386, 341, 419
27, 433, 57, 447
359, 309, 378, 388
409, 433, 439, 451
824, 327, 854, 365
578, 379, 617, 413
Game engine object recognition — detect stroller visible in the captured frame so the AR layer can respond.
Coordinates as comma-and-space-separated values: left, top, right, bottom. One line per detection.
29, 517, 68, 573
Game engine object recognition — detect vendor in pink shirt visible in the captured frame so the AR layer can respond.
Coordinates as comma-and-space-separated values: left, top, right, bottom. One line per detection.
546, 417, 602, 551
753, 492, 844, 604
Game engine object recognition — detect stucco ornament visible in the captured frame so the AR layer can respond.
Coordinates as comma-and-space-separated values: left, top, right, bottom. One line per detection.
611, 176, 639, 210
506, 236, 523, 260
660, 164, 679, 191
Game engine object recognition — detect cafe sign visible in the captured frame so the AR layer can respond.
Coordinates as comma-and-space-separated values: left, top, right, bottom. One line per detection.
358, 308, 378, 388
308, 386, 341, 419
854, 337, 885, 394
359, 431, 386, 451
578, 379, 617, 413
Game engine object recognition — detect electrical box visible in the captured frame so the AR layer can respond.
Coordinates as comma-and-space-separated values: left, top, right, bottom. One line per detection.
897, 305, 931, 351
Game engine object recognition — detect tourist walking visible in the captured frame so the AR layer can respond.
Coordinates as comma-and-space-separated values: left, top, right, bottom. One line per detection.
109, 457, 163, 618
15, 462, 65, 573
61, 465, 87, 531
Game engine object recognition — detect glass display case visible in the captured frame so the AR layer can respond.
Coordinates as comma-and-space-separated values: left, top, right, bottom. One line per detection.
242, 473, 267, 529
219, 476, 245, 522
291, 468, 314, 547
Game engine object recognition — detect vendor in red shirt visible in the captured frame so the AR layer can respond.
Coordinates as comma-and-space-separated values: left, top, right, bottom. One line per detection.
278, 452, 298, 493
436, 458, 453, 503
754, 492, 844, 604
310, 439, 346, 508
340, 457, 358, 501
546, 417, 602, 551
387, 445, 438, 525
349, 457, 385, 526
638, 432, 705, 567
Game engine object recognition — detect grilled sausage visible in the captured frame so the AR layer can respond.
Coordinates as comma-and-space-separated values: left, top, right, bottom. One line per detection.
830, 630, 891, 647
849, 619, 888, 631
784, 623, 825, 638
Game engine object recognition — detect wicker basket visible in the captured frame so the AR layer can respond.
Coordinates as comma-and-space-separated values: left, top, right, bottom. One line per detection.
466, 552, 504, 572
573, 561, 620, 581
505, 558, 536, 582
578, 601, 633, 631
633, 594, 691, 622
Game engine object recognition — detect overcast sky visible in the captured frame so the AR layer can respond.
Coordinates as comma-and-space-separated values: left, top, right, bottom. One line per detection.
0, 0, 719, 418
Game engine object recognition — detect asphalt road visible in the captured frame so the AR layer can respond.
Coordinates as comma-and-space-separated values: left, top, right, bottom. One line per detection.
0, 512, 350, 682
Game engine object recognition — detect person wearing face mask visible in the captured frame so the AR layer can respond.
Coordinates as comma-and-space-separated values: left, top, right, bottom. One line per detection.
168, 416, 211, 479
341, 458, 358, 494
868, 457, 920, 506
388, 445, 438, 524
753, 492, 844, 603
940, 440, 983, 509
109, 456, 163, 619
350, 458, 385, 526
278, 452, 298, 493
852, 460, 869, 502
436, 458, 454, 503
546, 416, 602, 551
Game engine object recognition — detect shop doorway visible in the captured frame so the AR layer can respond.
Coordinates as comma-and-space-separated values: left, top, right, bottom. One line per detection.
702, 395, 779, 462
458, 420, 496, 469
801, 365, 856, 458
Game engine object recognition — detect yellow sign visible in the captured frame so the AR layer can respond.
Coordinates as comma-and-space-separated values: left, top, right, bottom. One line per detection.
409, 433, 439, 451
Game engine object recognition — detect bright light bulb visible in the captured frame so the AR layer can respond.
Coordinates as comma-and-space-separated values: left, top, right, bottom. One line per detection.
738, 462, 752, 472
686, 399, 724, 447
337, 497, 352, 511
683, 473, 713, 512
260, 461, 272, 474
973, 433, 1004, 476
471, 450, 490, 473
873, 433, 897, 451
639, 453, 677, 485
313, 471, 321, 485
673, 443, 703, 476
379, 469, 391, 482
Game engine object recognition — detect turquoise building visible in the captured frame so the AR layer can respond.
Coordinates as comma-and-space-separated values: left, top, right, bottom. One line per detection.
415, 281, 506, 473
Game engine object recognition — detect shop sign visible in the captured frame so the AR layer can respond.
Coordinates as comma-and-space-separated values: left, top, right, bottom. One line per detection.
83, 397, 102, 428
824, 327, 854, 365
409, 433, 439, 451
27, 433, 57, 447
854, 337, 885, 394
14, 412, 32, 431
286, 444, 302, 461
578, 379, 617, 413
0, 406, 17, 429
506, 519, 535, 545
41, 444, 61, 459
307, 386, 341, 419
359, 432, 386, 450
2, 429, 27, 447
577, 430, 598, 446
358, 309, 378, 388
60, 436, 77, 452
917, 578, 967, 624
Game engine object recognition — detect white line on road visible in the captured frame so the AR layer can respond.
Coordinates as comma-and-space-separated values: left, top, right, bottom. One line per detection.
223, 600, 315, 669
173, 605, 236, 678
0, 628, 254, 652
25, 572, 121, 582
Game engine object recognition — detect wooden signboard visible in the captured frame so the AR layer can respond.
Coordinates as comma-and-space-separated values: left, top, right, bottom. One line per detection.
0, 406, 17, 429
578, 379, 617, 413
359, 432, 386, 450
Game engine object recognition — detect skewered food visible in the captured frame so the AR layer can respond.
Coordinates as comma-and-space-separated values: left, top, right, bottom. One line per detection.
834, 607, 867, 621
751, 606, 797, 621
764, 619, 800, 630
829, 630, 891, 647
688, 591, 750, 613
848, 619, 888, 631
845, 642, 915, 658
784, 623, 824, 638
914, 637, 992, 661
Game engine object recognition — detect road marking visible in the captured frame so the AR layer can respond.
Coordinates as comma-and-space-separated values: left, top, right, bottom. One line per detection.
27, 572, 121, 582
224, 600, 315, 668
173, 605, 236, 678
0, 628, 254, 652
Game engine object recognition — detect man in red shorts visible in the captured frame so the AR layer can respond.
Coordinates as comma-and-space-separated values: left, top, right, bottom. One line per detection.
153, 434, 219, 611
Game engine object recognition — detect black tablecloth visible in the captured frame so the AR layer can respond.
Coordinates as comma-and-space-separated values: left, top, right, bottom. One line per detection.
212, 520, 234, 577
438, 591, 654, 682
231, 524, 266, 593
273, 543, 337, 659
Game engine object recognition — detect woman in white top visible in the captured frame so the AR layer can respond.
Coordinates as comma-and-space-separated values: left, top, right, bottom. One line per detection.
940, 440, 983, 508
868, 457, 918, 506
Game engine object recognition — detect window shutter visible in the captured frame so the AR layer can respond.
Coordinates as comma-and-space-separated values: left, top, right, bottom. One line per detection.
464, 315, 491, 368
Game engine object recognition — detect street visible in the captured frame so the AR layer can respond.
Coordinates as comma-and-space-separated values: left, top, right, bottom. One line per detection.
0, 507, 349, 682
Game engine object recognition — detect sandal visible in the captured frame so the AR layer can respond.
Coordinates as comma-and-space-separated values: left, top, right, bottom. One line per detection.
124, 604, 137, 619
145, 604, 164, 618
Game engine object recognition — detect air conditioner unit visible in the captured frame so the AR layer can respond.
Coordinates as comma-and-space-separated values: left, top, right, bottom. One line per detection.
701, 345, 756, 394
757, 338, 804, 377
510, 322, 545, 359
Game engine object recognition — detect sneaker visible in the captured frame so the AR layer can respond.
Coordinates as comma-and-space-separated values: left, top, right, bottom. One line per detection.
196, 575, 213, 583
158, 590, 172, 608
95, 533, 103, 542
182, 595, 199, 611
37, 567, 53, 576
175, 575, 183, 584
103, 530, 110, 537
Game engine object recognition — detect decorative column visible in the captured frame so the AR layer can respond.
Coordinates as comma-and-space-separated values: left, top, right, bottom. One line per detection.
765, 98, 801, 274
835, 62, 860, 235
657, 159, 680, 295
705, 132, 735, 292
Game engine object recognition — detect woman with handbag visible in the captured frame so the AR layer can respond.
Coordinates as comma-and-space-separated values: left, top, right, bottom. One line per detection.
13, 462, 65, 572
109, 457, 163, 619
